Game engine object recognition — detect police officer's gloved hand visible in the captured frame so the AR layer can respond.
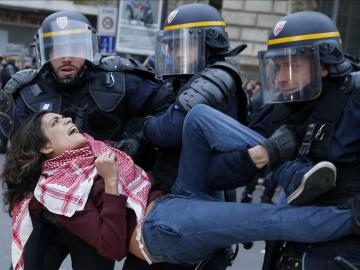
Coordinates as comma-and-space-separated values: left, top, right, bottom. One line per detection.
260, 125, 297, 169
115, 138, 142, 160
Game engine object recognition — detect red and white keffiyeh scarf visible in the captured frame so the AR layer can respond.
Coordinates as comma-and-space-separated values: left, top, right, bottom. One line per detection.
11, 134, 152, 270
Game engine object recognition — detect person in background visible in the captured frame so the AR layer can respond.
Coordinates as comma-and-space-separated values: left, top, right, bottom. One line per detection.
244, 79, 263, 123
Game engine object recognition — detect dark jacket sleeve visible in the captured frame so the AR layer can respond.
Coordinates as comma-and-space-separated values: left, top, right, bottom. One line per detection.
123, 73, 173, 118
206, 150, 260, 190
52, 186, 133, 261
330, 93, 360, 161
143, 104, 186, 149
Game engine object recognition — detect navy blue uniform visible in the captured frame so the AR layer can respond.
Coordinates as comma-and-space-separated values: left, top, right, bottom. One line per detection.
144, 59, 247, 192
122, 59, 248, 270
205, 74, 360, 269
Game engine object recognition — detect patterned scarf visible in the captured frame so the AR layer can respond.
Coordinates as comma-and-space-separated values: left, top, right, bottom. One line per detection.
11, 134, 151, 270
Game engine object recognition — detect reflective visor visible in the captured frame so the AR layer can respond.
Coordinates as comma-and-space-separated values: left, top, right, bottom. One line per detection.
258, 45, 322, 104
155, 28, 206, 78
36, 19, 99, 68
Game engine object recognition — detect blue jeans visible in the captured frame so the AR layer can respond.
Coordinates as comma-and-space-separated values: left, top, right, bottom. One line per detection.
273, 158, 314, 196
143, 105, 352, 265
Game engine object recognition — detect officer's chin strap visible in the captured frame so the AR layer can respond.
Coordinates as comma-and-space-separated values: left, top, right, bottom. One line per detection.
217, 44, 247, 57
345, 54, 360, 71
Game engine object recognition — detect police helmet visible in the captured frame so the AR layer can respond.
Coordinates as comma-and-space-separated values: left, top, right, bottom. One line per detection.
1, 63, 17, 86
258, 11, 352, 104
155, 3, 229, 78
34, 10, 100, 70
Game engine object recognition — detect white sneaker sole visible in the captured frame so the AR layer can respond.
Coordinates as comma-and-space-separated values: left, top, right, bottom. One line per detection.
287, 161, 337, 205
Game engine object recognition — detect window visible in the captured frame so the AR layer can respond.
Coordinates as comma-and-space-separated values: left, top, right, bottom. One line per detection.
317, 0, 360, 58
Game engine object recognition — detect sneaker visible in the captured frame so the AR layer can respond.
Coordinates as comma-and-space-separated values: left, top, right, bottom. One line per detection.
287, 161, 336, 205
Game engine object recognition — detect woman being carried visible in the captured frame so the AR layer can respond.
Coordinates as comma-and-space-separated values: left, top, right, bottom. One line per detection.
2, 110, 352, 269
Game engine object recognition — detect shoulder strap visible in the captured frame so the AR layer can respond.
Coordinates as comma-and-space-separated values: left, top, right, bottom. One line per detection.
89, 70, 126, 112
209, 61, 242, 85
98, 55, 154, 78
299, 77, 352, 157
19, 83, 61, 113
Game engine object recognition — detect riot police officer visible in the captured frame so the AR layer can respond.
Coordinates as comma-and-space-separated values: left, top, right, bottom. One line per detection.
145, 3, 247, 192
258, 11, 360, 270
203, 11, 360, 270
122, 3, 248, 270
5, 11, 170, 142
4, 10, 172, 270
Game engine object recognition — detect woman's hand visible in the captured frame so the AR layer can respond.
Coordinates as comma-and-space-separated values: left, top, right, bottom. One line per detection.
95, 150, 119, 195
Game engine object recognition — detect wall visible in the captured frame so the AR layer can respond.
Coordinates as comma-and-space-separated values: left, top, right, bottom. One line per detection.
222, 0, 290, 79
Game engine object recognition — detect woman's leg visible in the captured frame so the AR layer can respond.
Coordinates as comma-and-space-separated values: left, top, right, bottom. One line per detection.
65, 229, 115, 270
23, 216, 67, 270
39, 222, 114, 270
143, 196, 352, 265
173, 104, 264, 196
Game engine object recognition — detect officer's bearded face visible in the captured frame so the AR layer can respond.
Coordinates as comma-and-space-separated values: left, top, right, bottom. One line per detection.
49, 45, 86, 81
274, 56, 312, 95
50, 56, 85, 81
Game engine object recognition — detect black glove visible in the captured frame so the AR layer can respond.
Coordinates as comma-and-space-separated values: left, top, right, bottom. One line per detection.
261, 125, 298, 169
115, 136, 156, 170
115, 138, 142, 160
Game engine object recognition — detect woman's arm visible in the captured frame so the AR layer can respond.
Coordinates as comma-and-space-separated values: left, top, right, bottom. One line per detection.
53, 150, 135, 261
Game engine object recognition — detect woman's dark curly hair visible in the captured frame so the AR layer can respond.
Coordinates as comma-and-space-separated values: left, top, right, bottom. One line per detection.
2, 111, 49, 215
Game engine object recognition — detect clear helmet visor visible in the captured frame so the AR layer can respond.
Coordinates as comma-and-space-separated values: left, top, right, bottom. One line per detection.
155, 28, 206, 78
36, 19, 100, 69
258, 45, 322, 104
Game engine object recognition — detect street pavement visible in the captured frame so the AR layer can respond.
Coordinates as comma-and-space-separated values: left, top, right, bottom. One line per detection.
0, 153, 269, 269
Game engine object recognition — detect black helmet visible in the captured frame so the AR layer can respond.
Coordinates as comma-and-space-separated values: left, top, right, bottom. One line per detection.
258, 11, 352, 104
155, 3, 229, 78
1, 63, 17, 86
267, 11, 351, 77
164, 3, 229, 51
34, 10, 100, 71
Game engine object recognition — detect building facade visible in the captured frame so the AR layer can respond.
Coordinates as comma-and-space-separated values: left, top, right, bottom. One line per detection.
221, 0, 360, 79
0, 0, 358, 77
0, 0, 97, 67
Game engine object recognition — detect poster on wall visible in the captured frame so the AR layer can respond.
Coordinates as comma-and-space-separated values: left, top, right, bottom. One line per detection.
115, 0, 163, 55
98, 5, 118, 55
